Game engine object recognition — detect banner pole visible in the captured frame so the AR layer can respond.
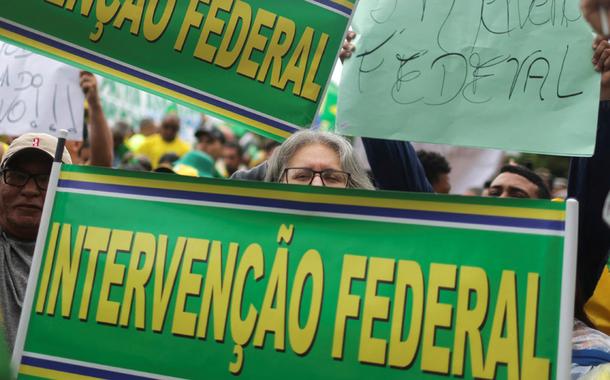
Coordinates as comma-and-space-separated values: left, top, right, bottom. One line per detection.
10, 129, 68, 377
556, 198, 579, 380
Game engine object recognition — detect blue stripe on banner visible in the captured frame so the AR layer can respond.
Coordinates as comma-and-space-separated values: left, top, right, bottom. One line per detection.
21, 355, 155, 380
0, 19, 300, 134
58, 180, 566, 232
309, 0, 352, 16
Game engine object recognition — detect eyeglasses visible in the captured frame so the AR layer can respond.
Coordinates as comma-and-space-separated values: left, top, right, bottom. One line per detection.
1, 168, 50, 191
281, 167, 351, 188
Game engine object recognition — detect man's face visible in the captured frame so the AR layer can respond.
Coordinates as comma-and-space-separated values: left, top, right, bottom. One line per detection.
223, 147, 241, 173
0, 150, 53, 240
160, 116, 180, 142
488, 172, 539, 199
197, 136, 224, 160
207, 140, 224, 161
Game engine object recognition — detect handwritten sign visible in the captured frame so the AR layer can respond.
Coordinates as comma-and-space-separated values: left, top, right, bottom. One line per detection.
0, 42, 83, 139
12, 165, 577, 380
338, 0, 599, 156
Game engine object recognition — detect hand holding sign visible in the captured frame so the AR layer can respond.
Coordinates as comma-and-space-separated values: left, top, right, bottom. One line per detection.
592, 36, 610, 99
340, 31, 356, 63
79, 71, 101, 110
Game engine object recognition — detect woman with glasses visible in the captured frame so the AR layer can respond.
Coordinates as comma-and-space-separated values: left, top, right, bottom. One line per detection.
264, 130, 374, 190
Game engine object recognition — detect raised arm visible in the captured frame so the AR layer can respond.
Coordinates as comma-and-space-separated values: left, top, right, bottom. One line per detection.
80, 71, 113, 167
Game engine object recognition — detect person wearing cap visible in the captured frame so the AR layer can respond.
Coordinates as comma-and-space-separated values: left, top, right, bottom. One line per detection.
0, 133, 71, 353
173, 127, 225, 178
136, 114, 190, 168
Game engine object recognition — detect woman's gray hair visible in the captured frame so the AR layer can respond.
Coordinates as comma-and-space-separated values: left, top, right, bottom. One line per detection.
264, 130, 374, 190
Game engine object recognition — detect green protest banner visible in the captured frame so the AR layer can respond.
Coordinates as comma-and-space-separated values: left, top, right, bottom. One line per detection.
317, 81, 339, 132
96, 75, 340, 135
0, 0, 357, 141
337, 1, 600, 156
12, 164, 577, 379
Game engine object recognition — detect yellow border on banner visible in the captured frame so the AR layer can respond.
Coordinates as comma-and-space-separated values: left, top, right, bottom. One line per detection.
332, 0, 354, 9
0, 28, 293, 140
20, 364, 99, 379
59, 171, 566, 221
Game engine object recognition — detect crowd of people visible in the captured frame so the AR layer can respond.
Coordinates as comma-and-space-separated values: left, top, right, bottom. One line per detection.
0, 3, 610, 379
81, 100, 279, 180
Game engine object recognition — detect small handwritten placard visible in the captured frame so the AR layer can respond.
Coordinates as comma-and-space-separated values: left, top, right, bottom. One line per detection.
0, 41, 84, 140
338, 0, 600, 156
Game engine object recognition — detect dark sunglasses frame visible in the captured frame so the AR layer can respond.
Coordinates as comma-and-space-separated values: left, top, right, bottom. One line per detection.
281, 167, 351, 188
0, 168, 50, 191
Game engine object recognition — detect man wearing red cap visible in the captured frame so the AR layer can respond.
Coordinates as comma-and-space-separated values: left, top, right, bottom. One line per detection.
0, 133, 71, 352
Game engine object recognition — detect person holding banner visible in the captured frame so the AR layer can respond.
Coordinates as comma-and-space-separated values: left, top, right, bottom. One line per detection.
264, 130, 374, 190
0, 133, 71, 353
230, 130, 435, 193
569, 36, 610, 348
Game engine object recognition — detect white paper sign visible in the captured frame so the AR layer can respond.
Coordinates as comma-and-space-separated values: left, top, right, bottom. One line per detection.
0, 41, 84, 140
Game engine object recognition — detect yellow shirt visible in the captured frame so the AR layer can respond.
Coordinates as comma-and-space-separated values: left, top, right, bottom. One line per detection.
585, 266, 610, 335
126, 134, 147, 152
0, 142, 8, 161
136, 134, 190, 168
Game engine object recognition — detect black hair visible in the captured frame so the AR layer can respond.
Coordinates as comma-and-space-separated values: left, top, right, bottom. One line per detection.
195, 127, 226, 145
113, 121, 133, 137
416, 150, 451, 185
497, 165, 551, 199
158, 153, 180, 166
120, 156, 152, 172
224, 141, 243, 157
263, 139, 280, 153
139, 117, 155, 128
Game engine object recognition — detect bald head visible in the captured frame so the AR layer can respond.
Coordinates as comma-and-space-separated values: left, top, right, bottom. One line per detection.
160, 114, 180, 142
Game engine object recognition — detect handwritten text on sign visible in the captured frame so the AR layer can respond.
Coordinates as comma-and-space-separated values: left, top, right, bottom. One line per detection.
0, 42, 84, 139
338, 0, 600, 156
